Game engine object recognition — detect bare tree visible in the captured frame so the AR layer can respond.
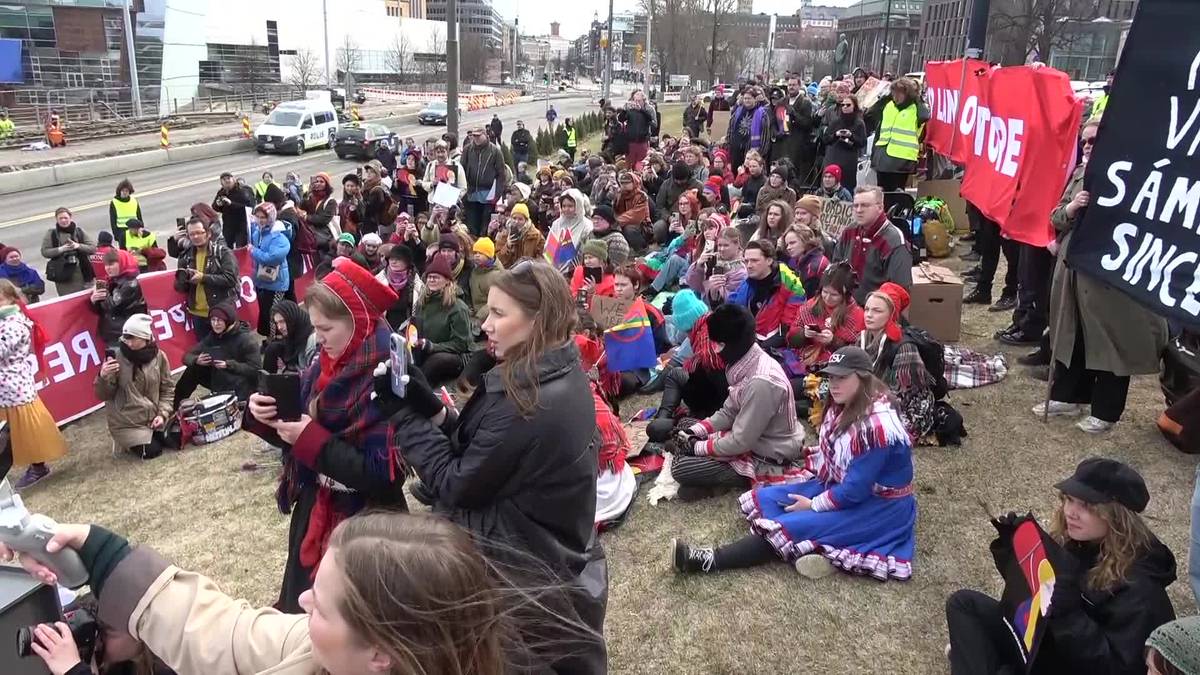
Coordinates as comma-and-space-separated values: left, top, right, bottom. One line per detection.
460, 39, 490, 82
385, 31, 411, 84
705, 0, 735, 85
288, 48, 321, 97
423, 24, 446, 79
989, 0, 1102, 66
336, 35, 362, 86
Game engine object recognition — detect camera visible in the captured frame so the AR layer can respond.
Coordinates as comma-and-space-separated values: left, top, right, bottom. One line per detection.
16, 607, 99, 663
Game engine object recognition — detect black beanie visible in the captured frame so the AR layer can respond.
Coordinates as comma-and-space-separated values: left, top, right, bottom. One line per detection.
592, 204, 617, 227
705, 303, 757, 366
672, 161, 691, 181
264, 183, 287, 208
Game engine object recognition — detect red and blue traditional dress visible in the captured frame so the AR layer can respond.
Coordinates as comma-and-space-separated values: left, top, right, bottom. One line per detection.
740, 393, 916, 581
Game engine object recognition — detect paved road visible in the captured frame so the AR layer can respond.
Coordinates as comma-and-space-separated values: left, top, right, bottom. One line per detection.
1, 94, 595, 297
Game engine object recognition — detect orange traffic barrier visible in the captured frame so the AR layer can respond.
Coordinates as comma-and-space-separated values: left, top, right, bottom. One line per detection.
160, 123, 169, 149
241, 115, 251, 138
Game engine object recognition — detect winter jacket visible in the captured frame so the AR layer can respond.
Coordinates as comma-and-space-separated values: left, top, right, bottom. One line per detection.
683, 103, 708, 135
834, 214, 913, 305
545, 189, 593, 273
1050, 166, 1167, 376
685, 257, 747, 305
1017, 536, 1177, 675
569, 267, 616, 302
182, 321, 263, 400
467, 262, 503, 322
0, 263, 45, 303
614, 176, 652, 228
735, 173, 766, 218
620, 105, 657, 142
390, 341, 607, 672
725, 264, 806, 347
90, 273, 148, 347
510, 127, 533, 152
821, 113, 868, 184
416, 295, 473, 355
212, 185, 253, 237
41, 224, 97, 292
94, 349, 175, 450
755, 183, 798, 217
0, 311, 38, 407
654, 178, 703, 223
249, 221, 291, 292
173, 242, 239, 318
375, 269, 425, 330
868, 95, 931, 174
462, 140, 508, 196
594, 229, 632, 267
495, 223, 545, 269
360, 180, 393, 235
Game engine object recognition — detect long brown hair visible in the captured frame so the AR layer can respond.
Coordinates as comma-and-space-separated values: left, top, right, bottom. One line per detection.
832, 372, 895, 436
1050, 497, 1154, 592
490, 261, 577, 418
813, 262, 856, 330
326, 513, 511, 675
755, 199, 794, 241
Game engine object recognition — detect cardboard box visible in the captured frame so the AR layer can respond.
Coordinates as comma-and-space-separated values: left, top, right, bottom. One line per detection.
908, 263, 963, 343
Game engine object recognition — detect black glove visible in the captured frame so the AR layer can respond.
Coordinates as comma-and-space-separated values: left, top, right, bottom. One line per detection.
372, 362, 444, 420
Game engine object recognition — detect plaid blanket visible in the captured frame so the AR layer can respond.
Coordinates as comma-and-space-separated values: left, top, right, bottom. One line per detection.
944, 346, 1008, 390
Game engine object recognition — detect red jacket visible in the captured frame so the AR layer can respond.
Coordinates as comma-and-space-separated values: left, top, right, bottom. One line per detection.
570, 267, 616, 303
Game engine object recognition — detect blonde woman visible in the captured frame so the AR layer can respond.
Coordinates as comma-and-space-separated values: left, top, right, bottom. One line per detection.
946, 457, 1176, 674
0, 279, 66, 488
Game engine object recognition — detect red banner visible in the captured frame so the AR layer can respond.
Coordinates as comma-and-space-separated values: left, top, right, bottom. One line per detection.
29, 249, 314, 426
923, 60, 1083, 247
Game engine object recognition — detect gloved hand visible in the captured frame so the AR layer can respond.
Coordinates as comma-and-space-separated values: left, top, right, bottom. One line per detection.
371, 361, 444, 419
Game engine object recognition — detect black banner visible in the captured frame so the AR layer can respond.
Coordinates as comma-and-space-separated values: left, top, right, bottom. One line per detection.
1066, 0, 1200, 329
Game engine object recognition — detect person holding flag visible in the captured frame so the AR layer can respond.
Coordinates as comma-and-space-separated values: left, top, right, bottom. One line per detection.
545, 189, 593, 276
598, 265, 668, 399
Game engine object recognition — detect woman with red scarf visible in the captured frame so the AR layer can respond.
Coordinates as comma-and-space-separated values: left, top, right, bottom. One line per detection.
247, 256, 407, 612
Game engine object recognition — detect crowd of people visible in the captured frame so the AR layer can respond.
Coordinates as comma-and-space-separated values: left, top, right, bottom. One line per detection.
0, 64, 1197, 675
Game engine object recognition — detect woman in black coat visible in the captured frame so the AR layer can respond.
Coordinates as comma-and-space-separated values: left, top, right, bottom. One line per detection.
821, 94, 868, 192
379, 261, 607, 674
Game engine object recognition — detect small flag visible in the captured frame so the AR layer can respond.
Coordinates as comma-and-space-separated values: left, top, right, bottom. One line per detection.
544, 230, 577, 273
604, 299, 658, 372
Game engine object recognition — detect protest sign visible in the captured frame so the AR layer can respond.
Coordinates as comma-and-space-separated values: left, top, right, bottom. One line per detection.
1066, 0, 1200, 329
431, 182, 462, 209
590, 294, 634, 331
922, 59, 1082, 247
820, 197, 856, 239
856, 77, 889, 111
997, 517, 1061, 667
709, 110, 731, 140
30, 250, 314, 425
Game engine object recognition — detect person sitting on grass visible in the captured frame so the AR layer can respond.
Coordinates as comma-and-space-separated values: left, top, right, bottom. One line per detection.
668, 303, 806, 500
1145, 616, 1200, 675
569, 239, 617, 307
684, 225, 746, 306
0, 513, 584, 675
859, 282, 939, 442
94, 314, 174, 460
725, 239, 806, 349
377, 244, 425, 330
672, 345, 915, 580
785, 262, 864, 374
468, 238, 503, 337
413, 255, 473, 388
172, 301, 262, 409
782, 221, 830, 298
945, 457, 1177, 675
262, 299, 316, 375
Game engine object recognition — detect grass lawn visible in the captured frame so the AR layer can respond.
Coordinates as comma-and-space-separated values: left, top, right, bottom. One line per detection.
14, 244, 1196, 673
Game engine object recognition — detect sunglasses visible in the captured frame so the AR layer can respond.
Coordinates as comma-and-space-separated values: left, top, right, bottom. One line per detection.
1082, 138, 1096, 147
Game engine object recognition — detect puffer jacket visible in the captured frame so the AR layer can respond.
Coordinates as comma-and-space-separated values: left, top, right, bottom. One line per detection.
250, 221, 291, 292
0, 310, 38, 407
93, 349, 174, 449
182, 321, 263, 400
91, 272, 148, 346
391, 341, 607, 673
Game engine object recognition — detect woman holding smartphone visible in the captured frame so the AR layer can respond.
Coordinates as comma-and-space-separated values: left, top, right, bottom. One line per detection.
246, 256, 407, 612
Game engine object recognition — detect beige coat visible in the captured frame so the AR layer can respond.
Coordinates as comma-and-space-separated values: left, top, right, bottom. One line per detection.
93, 350, 175, 449
101, 546, 314, 675
1050, 166, 1167, 376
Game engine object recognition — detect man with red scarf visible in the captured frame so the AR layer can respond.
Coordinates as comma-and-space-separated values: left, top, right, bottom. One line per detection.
245, 256, 407, 612
834, 185, 912, 305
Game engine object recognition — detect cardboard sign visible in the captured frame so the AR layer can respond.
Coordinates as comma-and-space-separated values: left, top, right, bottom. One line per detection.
1066, 0, 1200, 329
820, 197, 856, 239
431, 182, 462, 209
856, 78, 890, 110
590, 295, 634, 331
709, 110, 731, 141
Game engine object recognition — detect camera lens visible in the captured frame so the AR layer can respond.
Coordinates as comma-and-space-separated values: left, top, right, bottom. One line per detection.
16, 626, 33, 658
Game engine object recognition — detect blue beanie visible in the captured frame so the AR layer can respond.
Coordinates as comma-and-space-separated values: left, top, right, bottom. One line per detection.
671, 290, 709, 334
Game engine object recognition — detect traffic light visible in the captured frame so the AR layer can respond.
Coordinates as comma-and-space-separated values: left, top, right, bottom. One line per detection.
543, 73, 549, 85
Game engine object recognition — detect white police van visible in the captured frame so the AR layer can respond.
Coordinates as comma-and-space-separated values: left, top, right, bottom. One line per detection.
255, 99, 338, 155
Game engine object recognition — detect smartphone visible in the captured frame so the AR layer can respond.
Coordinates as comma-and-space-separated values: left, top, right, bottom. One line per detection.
176, 216, 186, 229
94, 279, 107, 290
704, 256, 717, 277
389, 334, 410, 397
104, 347, 118, 361
261, 373, 303, 422
584, 267, 604, 284
808, 324, 822, 332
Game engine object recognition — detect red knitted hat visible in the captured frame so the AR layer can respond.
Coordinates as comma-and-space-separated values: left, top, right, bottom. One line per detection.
822, 164, 843, 183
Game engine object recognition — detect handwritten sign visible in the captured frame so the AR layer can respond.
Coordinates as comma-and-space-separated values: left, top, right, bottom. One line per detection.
590, 294, 634, 331
856, 78, 890, 110
820, 197, 856, 239
709, 110, 731, 142
430, 182, 462, 209
1067, 0, 1200, 329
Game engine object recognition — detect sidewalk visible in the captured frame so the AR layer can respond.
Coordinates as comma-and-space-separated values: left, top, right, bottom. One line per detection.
0, 99, 421, 173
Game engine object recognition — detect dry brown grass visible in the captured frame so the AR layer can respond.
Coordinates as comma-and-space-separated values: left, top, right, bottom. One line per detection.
15, 249, 1197, 675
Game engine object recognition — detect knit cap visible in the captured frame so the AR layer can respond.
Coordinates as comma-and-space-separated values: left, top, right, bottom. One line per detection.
796, 195, 824, 219
671, 289, 708, 333
510, 203, 531, 220
361, 233, 383, 246
337, 232, 356, 247
473, 237, 496, 259
822, 164, 843, 183
425, 253, 455, 281
592, 204, 617, 227
208, 301, 237, 325
121, 313, 154, 341
1147, 617, 1200, 675
582, 238, 609, 263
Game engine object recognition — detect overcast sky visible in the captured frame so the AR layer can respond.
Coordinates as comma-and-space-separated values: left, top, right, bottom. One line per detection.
490, 0, 860, 41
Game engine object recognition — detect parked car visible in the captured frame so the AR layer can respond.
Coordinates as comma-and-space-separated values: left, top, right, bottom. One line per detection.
334, 123, 393, 160
417, 100, 461, 125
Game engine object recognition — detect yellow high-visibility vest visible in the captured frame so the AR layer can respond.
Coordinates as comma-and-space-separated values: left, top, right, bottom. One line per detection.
565, 127, 577, 148
1092, 93, 1110, 116
111, 196, 140, 230
875, 101, 921, 162
125, 229, 156, 266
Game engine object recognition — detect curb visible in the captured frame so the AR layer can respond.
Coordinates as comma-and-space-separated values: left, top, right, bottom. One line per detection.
0, 137, 254, 196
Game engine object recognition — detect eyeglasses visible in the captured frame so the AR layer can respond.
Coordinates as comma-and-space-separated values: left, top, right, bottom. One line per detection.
1082, 138, 1096, 147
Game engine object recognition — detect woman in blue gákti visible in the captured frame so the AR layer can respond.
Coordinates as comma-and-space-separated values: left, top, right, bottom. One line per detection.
672, 345, 916, 581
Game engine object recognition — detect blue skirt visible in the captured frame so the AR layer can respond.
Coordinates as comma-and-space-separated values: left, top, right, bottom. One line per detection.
739, 479, 917, 581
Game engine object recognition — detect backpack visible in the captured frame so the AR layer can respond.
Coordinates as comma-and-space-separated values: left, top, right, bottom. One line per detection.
901, 326, 948, 400
923, 219, 952, 258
